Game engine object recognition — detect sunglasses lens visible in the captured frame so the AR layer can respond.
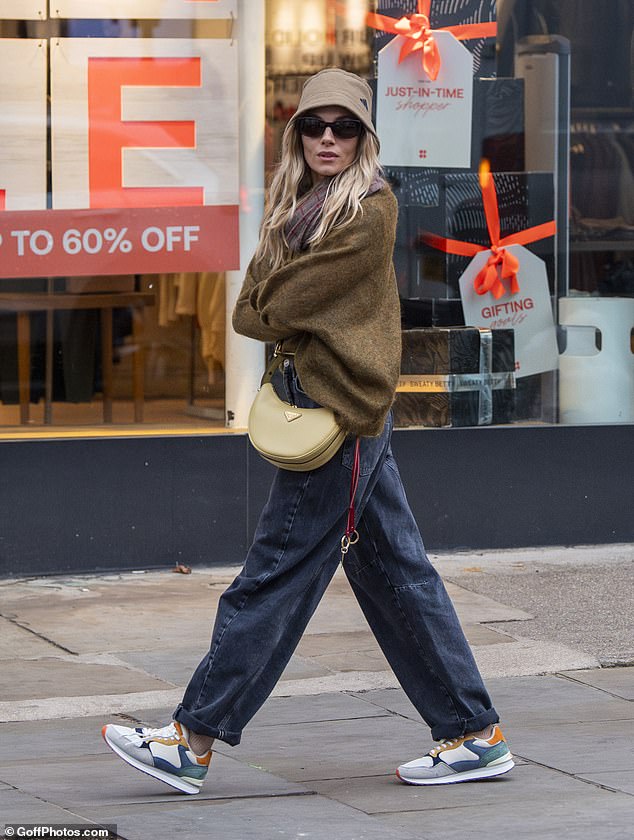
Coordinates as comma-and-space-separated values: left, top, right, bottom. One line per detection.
298, 117, 363, 139
298, 118, 326, 138
332, 120, 362, 139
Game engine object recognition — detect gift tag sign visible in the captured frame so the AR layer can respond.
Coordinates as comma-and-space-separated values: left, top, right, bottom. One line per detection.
459, 245, 559, 378
376, 31, 473, 169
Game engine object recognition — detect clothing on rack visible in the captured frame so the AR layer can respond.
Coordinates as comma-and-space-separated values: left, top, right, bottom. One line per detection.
156, 273, 226, 380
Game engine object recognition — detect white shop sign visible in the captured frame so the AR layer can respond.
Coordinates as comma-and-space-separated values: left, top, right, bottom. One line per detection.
376, 30, 473, 169
459, 245, 559, 378
0, 39, 47, 210
0, 0, 44, 18
53, 0, 236, 19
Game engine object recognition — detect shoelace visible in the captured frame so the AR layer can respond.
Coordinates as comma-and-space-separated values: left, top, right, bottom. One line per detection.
429, 737, 462, 757
125, 722, 178, 742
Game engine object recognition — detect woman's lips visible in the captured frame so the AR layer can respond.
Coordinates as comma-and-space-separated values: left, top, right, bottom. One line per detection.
318, 153, 338, 159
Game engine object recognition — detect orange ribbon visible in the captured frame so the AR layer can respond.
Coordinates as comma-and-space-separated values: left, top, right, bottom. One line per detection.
367, 0, 497, 81
421, 170, 557, 299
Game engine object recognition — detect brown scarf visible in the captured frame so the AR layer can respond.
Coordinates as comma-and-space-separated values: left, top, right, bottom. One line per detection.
284, 173, 385, 254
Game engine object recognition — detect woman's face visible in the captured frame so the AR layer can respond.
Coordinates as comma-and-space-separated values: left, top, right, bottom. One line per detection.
299, 106, 361, 184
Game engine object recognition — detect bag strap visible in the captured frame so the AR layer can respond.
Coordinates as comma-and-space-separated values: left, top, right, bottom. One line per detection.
260, 341, 295, 387
341, 438, 361, 562
264, 340, 362, 557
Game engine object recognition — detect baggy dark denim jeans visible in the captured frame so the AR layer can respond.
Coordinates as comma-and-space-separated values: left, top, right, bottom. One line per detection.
174, 364, 498, 745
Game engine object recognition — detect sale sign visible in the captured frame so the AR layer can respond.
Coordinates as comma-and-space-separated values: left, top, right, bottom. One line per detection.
51, 38, 238, 210
0, 40, 47, 211
0, 205, 238, 277
0, 36, 242, 278
0, 1, 44, 18
376, 31, 474, 168
54, 0, 236, 18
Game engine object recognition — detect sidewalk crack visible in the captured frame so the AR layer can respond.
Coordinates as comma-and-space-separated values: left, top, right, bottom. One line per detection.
514, 753, 634, 796
0, 613, 77, 655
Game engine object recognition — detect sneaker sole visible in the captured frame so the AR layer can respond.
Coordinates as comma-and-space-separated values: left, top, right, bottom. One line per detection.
396, 758, 515, 786
102, 726, 203, 795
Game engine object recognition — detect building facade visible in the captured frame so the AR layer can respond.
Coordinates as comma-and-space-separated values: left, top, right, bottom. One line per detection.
0, 1, 632, 575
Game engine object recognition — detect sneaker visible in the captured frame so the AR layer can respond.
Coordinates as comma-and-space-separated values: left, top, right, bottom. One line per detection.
101, 720, 211, 794
396, 724, 514, 785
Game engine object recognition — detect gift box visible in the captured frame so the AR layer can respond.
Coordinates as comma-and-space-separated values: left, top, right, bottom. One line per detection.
400, 296, 464, 328
373, 1, 497, 78
393, 326, 516, 427
391, 170, 553, 315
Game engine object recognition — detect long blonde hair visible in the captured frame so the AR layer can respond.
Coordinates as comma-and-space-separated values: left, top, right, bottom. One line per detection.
255, 116, 382, 271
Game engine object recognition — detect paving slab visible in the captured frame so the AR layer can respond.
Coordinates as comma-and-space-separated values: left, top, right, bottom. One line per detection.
0, 616, 61, 659
462, 623, 515, 646
213, 714, 427, 783
1, 657, 174, 701
376, 764, 634, 840
0, 715, 123, 762
353, 677, 634, 730
116, 647, 333, 687
560, 666, 634, 700
311, 760, 575, 815
576, 769, 634, 796
443, 580, 532, 623
510, 719, 634, 774
485, 675, 634, 727
0, 688, 184, 724
80, 794, 422, 840
304, 647, 392, 674
0, 787, 96, 823
471, 637, 599, 676
112, 646, 210, 686
141, 691, 391, 733
303, 577, 531, 637
448, 561, 634, 666
0, 751, 307, 810
1, 589, 222, 655
296, 630, 384, 658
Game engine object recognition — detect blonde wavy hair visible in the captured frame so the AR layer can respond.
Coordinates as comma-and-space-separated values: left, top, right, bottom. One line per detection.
255, 115, 382, 271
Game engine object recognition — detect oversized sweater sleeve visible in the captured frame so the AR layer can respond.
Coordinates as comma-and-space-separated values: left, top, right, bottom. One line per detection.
232, 189, 402, 437
231, 257, 296, 343
251, 198, 394, 335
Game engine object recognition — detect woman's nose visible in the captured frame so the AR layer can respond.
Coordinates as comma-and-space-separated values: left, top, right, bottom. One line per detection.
321, 127, 335, 143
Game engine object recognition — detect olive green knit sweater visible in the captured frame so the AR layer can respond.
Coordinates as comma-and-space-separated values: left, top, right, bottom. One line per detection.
232, 187, 401, 437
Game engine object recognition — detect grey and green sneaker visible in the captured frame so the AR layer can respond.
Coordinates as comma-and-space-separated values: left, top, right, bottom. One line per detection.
102, 720, 211, 794
396, 724, 514, 785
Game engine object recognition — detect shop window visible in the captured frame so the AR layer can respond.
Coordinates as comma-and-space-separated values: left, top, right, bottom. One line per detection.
0, 7, 236, 433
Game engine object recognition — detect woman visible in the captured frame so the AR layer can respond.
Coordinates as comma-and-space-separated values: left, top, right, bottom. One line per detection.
102, 68, 513, 794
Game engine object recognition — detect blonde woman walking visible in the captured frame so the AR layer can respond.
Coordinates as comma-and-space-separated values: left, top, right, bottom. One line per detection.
102, 68, 513, 794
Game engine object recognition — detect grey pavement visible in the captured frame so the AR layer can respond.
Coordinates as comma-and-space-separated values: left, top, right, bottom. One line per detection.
0, 543, 632, 839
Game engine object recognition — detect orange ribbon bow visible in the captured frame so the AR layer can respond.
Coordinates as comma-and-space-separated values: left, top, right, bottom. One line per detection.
366, 0, 497, 81
421, 168, 557, 299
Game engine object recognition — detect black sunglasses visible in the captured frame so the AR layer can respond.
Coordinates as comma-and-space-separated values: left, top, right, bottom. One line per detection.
297, 116, 363, 140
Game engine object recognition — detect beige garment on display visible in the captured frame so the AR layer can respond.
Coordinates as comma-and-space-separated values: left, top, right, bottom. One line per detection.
197, 273, 226, 380
157, 273, 225, 380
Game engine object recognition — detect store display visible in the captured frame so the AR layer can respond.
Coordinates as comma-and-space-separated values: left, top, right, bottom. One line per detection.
559, 297, 634, 424
394, 326, 516, 427
419, 169, 558, 378
372, 1, 497, 77
370, 1, 496, 169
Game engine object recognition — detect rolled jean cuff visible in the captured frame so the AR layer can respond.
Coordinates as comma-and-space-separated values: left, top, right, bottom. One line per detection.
173, 704, 242, 746
431, 708, 499, 742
